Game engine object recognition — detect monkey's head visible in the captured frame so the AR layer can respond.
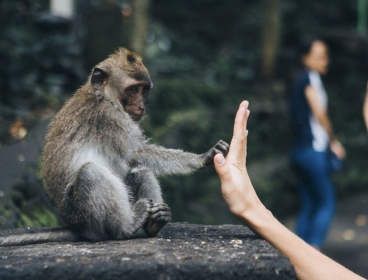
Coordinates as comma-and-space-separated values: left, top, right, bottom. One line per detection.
90, 48, 153, 122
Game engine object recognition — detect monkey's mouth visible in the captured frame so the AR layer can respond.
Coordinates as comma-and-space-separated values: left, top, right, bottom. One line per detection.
130, 110, 144, 117
126, 105, 144, 121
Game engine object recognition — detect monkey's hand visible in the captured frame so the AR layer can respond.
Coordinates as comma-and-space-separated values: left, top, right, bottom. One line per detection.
132, 198, 154, 235
144, 203, 171, 237
200, 140, 229, 168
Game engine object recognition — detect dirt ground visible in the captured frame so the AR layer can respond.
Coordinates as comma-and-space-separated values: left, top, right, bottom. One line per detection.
324, 193, 368, 278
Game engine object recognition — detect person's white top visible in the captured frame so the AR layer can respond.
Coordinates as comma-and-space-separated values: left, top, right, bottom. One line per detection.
308, 70, 329, 152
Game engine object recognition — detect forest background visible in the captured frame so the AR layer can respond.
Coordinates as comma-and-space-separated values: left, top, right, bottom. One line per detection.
0, 0, 367, 228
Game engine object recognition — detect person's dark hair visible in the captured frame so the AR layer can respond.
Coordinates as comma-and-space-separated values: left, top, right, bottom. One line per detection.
298, 38, 325, 57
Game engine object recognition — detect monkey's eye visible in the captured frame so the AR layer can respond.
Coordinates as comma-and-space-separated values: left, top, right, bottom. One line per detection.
129, 86, 139, 94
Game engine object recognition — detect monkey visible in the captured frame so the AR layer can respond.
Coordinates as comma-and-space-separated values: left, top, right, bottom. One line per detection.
0, 48, 229, 246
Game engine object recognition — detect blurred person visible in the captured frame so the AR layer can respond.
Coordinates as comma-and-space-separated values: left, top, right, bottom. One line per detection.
364, 83, 368, 131
214, 101, 364, 280
289, 39, 345, 249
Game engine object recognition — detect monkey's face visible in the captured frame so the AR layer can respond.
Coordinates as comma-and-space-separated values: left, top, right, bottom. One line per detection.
91, 48, 153, 122
120, 80, 151, 122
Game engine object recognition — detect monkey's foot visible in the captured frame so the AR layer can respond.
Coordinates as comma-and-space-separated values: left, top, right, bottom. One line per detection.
132, 198, 153, 234
144, 203, 171, 237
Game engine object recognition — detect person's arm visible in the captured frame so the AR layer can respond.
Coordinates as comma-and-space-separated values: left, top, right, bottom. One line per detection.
213, 101, 364, 280
363, 83, 368, 131
305, 85, 334, 141
305, 85, 345, 159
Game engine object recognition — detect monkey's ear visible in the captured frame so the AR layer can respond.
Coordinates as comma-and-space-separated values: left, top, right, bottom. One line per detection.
91, 67, 108, 88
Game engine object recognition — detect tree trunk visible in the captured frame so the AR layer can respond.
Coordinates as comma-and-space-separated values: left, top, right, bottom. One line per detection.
261, 0, 281, 81
130, 0, 151, 55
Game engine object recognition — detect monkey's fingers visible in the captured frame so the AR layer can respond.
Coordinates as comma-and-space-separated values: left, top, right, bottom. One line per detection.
131, 199, 154, 234
211, 148, 226, 158
150, 210, 171, 221
149, 203, 171, 214
215, 140, 230, 157
144, 203, 171, 237
148, 203, 171, 222
201, 142, 229, 167
150, 211, 171, 222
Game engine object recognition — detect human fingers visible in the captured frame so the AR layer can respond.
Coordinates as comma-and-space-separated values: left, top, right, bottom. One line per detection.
214, 153, 232, 183
241, 101, 250, 135
330, 140, 345, 159
227, 101, 249, 162
336, 142, 346, 159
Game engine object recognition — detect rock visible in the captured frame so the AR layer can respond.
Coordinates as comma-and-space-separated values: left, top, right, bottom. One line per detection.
0, 223, 296, 279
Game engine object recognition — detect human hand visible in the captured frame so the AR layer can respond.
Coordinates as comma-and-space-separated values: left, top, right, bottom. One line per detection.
215, 102, 364, 280
214, 101, 264, 219
330, 140, 346, 160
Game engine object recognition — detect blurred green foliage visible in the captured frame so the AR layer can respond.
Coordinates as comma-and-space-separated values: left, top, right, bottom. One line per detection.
144, 0, 368, 222
0, 0, 85, 144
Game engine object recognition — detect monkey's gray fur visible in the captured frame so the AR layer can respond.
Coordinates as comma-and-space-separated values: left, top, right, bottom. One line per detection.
0, 48, 229, 246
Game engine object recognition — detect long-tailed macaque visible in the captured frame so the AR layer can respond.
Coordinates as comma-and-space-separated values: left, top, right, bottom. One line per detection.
0, 48, 229, 245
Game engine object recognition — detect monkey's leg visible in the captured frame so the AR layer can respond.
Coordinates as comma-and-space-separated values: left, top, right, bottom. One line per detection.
127, 170, 163, 203
127, 170, 171, 236
64, 162, 152, 241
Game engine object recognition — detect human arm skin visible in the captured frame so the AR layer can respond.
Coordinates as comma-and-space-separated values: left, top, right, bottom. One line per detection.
213, 101, 365, 280
304, 85, 346, 159
363, 83, 368, 131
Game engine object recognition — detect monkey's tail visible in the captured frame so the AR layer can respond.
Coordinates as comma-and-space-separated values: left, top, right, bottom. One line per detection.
0, 227, 81, 246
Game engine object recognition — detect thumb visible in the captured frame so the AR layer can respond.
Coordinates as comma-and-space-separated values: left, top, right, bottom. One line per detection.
214, 153, 232, 182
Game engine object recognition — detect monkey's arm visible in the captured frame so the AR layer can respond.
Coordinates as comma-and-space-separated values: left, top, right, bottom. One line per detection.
129, 140, 229, 175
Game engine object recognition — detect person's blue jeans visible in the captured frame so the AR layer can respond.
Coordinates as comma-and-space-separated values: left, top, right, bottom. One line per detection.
291, 146, 335, 247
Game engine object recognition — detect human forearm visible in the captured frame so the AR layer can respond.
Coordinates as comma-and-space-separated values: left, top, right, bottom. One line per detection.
305, 85, 335, 141
240, 204, 365, 280
318, 112, 346, 158
310, 97, 346, 158
316, 111, 335, 142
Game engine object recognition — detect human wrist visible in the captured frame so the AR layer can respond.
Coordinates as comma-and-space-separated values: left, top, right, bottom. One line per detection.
240, 201, 274, 232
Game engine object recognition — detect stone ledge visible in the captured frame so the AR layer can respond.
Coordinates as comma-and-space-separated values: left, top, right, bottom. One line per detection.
0, 223, 296, 280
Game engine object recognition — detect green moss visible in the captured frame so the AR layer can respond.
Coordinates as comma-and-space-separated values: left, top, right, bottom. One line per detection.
18, 205, 59, 228
1, 205, 13, 218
